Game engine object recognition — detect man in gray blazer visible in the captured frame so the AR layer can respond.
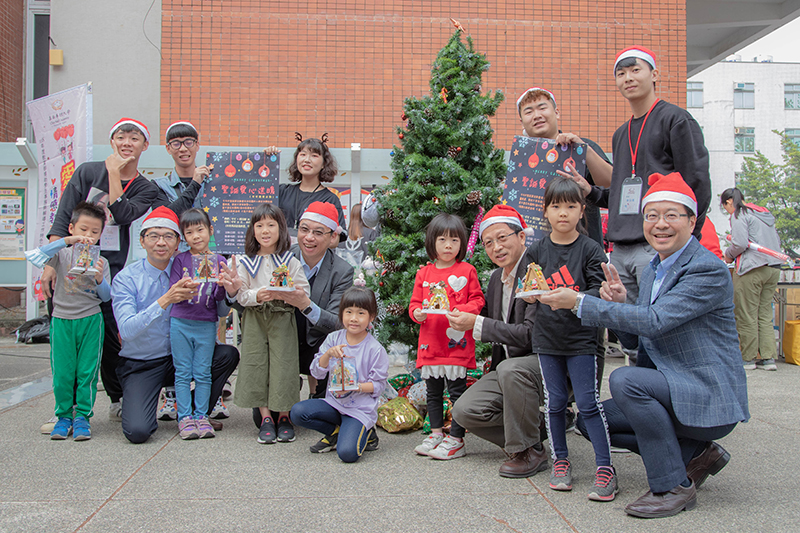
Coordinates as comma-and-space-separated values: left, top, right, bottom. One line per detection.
448, 205, 547, 479
539, 173, 749, 518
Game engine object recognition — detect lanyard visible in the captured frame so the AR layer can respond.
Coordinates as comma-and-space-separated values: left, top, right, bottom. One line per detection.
627, 98, 660, 175
120, 174, 138, 197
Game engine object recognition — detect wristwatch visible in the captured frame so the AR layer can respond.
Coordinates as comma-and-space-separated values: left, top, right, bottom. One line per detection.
301, 305, 313, 316
571, 293, 584, 315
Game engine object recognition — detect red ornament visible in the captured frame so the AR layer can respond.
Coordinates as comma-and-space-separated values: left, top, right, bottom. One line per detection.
456, 147, 462, 152
398, 132, 404, 140
401, 112, 408, 121
379, 282, 384, 286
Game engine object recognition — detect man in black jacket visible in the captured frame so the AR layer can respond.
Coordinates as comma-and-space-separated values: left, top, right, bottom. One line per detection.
449, 205, 546, 478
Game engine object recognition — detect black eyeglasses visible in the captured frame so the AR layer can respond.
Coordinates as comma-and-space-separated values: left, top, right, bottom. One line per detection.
167, 138, 197, 150
480, 231, 518, 249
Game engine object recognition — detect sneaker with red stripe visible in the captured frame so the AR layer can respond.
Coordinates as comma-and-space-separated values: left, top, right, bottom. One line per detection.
428, 436, 466, 460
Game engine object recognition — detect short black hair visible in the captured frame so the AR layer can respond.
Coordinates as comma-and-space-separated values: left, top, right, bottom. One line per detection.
338, 286, 378, 322
113, 123, 147, 138
424, 213, 468, 262
166, 123, 199, 143
179, 208, 211, 235
615, 56, 653, 72
244, 203, 290, 257
70, 201, 106, 230
543, 177, 587, 235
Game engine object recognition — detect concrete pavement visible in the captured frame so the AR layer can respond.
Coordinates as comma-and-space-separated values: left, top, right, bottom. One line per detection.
1, 338, 799, 533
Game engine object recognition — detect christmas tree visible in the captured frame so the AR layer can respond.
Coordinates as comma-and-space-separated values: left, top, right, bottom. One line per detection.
368, 22, 505, 359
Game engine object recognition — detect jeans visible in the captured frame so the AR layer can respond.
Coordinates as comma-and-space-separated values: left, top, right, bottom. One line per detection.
539, 354, 611, 466
170, 317, 217, 420
291, 399, 369, 463
609, 366, 737, 492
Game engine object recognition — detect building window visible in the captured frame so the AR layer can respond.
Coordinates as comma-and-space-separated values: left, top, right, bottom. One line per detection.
687, 82, 703, 108
785, 85, 800, 109
734, 127, 755, 153
786, 129, 800, 148
734, 83, 755, 109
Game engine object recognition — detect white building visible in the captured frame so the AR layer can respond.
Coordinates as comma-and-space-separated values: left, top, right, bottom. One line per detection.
687, 58, 800, 229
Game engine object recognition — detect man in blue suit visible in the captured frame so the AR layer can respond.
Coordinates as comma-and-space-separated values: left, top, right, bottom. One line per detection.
537, 172, 749, 518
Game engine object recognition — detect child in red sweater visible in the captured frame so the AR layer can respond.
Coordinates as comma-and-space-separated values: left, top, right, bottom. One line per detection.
409, 214, 485, 460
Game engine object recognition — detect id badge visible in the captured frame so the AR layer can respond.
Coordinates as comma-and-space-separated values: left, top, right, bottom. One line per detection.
100, 224, 120, 251
619, 174, 643, 215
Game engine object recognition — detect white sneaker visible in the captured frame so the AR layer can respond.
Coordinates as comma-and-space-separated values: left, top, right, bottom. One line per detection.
428, 436, 466, 460
157, 393, 177, 421
109, 400, 123, 422
743, 361, 757, 370
210, 397, 229, 419
40, 415, 58, 434
414, 433, 444, 456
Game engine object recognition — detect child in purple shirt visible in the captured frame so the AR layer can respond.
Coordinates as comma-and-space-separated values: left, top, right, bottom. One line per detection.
169, 208, 228, 439
291, 287, 388, 463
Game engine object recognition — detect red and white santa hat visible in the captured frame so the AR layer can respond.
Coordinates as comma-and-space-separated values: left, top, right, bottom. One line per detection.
641, 172, 697, 215
141, 206, 180, 234
515, 87, 557, 112
613, 46, 657, 74
109, 118, 150, 142
479, 205, 533, 238
300, 201, 342, 233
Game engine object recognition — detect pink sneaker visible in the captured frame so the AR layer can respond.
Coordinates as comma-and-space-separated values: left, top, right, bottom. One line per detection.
178, 417, 199, 440
195, 416, 216, 439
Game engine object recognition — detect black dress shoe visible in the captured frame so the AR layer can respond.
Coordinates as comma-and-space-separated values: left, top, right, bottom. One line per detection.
686, 441, 730, 488
625, 482, 697, 518
499, 445, 549, 478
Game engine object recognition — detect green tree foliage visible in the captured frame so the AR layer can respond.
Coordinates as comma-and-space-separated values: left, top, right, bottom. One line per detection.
367, 27, 506, 358
738, 131, 800, 255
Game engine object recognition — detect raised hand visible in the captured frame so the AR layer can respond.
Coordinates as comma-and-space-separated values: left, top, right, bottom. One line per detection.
105, 141, 136, 175
600, 262, 627, 303
219, 255, 242, 296
64, 235, 96, 246
555, 162, 591, 197
263, 146, 280, 156
193, 164, 213, 184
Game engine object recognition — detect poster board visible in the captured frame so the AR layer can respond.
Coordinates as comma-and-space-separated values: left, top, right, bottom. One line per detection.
502, 136, 587, 242
0, 188, 25, 260
204, 151, 280, 254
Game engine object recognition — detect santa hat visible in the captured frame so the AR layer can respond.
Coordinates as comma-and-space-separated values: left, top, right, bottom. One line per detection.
516, 87, 557, 112
479, 205, 532, 238
641, 172, 697, 215
165, 121, 199, 140
614, 46, 657, 74
109, 118, 150, 142
141, 206, 180, 234
300, 201, 342, 233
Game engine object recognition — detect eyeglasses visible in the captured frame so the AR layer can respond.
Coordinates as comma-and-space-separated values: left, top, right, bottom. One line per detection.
167, 138, 197, 150
144, 232, 178, 243
298, 225, 333, 238
643, 212, 690, 223
480, 231, 518, 249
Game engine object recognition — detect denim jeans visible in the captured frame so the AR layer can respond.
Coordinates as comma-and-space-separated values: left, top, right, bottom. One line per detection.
291, 399, 369, 463
170, 318, 217, 420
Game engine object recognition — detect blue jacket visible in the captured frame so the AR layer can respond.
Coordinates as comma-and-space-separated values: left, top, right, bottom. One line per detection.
581, 237, 750, 428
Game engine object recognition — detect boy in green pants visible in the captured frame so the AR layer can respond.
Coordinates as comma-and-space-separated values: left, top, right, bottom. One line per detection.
25, 202, 111, 440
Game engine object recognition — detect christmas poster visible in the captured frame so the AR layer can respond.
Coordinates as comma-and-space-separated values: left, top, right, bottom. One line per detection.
0, 188, 25, 259
502, 136, 587, 242
204, 151, 280, 254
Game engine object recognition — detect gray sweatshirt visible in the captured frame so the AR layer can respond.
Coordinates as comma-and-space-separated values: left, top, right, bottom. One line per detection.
724, 206, 783, 275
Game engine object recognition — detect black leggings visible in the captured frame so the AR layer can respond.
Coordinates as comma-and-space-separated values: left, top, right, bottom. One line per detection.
426, 376, 467, 439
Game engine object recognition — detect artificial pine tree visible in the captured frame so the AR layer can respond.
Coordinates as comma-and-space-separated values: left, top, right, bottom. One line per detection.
368, 23, 506, 359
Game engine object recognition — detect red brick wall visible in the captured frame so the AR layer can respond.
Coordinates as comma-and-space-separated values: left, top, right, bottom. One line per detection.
161, 1, 686, 153
0, 0, 24, 142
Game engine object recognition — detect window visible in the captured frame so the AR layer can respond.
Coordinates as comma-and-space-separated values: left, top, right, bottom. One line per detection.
734, 127, 755, 153
786, 129, 800, 148
785, 84, 800, 109
687, 82, 703, 108
734, 83, 755, 109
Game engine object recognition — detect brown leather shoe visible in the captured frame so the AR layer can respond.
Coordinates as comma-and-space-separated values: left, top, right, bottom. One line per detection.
624, 482, 697, 518
686, 442, 729, 488
499, 445, 549, 478
209, 419, 223, 431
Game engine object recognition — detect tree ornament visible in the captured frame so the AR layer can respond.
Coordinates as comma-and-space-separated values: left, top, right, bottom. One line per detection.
456, 147, 462, 152
433, 196, 440, 205
466, 190, 482, 205
474, 83, 482, 92
447, 146, 458, 158
440, 87, 448, 103
384, 260, 398, 273
401, 112, 408, 121
398, 132, 404, 140
407, 121, 415, 131
387, 303, 405, 316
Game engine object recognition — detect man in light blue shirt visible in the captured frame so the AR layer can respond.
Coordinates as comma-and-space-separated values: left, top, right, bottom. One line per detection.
112, 207, 239, 444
